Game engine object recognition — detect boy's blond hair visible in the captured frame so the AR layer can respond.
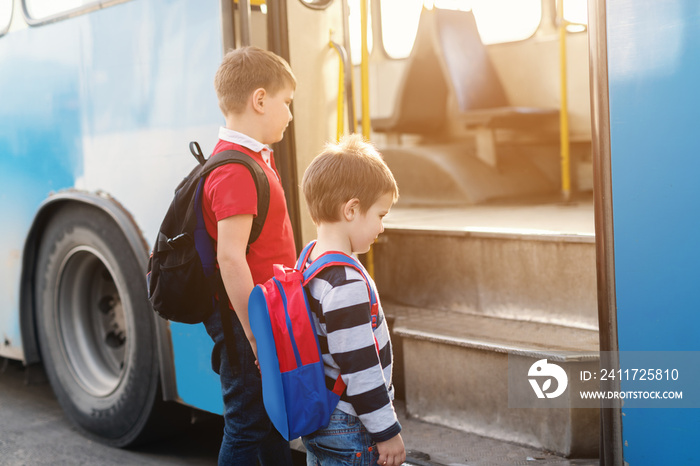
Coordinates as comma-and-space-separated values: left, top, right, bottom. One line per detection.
302, 134, 399, 224
214, 46, 296, 116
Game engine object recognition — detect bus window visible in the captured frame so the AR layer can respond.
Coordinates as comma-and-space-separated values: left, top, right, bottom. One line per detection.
23, 0, 97, 22
562, 0, 587, 32
381, 0, 541, 59
380, 0, 422, 59
348, 0, 373, 65
0, 0, 12, 35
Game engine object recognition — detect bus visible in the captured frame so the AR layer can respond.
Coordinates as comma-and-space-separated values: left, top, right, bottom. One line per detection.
1, 0, 697, 464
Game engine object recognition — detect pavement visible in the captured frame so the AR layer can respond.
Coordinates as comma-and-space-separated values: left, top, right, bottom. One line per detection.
386, 401, 598, 466
290, 399, 599, 466
1, 356, 599, 466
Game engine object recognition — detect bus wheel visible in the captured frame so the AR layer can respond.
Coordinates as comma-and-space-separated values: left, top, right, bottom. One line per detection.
35, 205, 163, 447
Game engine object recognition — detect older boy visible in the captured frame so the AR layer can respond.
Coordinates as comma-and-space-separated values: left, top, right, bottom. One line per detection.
300, 135, 406, 466
202, 46, 296, 466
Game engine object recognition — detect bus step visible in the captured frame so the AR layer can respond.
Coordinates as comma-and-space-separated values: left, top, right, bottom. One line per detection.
374, 220, 597, 330
387, 304, 599, 459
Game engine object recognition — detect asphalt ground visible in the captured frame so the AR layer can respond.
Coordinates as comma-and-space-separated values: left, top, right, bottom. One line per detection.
0, 358, 225, 465
0, 357, 597, 465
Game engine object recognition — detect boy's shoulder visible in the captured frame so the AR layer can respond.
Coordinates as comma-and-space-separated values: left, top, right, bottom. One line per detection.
307, 263, 369, 301
312, 263, 362, 284
203, 157, 258, 198
205, 141, 265, 190
207, 159, 257, 180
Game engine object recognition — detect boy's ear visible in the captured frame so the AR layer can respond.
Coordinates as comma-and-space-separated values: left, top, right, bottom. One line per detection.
251, 88, 266, 114
342, 198, 360, 221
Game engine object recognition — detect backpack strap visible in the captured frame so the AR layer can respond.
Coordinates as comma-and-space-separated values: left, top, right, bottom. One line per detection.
295, 240, 317, 270
201, 149, 271, 246
189, 141, 207, 166
193, 149, 271, 277
193, 146, 271, 374
299, 241, 378, 317
298, 241, 381, 397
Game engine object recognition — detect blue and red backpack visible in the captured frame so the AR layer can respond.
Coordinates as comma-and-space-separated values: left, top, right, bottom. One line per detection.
248, 241, 378, 441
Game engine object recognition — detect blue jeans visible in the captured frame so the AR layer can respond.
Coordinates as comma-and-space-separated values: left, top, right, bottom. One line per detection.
205, 308, 292, 466
302, 408, 380, 466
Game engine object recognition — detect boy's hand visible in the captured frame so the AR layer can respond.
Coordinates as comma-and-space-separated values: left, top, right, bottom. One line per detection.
376, 433, 405, 466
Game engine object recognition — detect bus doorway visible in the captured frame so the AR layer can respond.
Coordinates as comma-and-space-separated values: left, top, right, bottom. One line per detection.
360, 0, 599, 460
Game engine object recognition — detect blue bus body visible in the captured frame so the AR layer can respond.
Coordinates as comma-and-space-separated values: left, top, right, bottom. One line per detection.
0, 0, 224, 415
601, 0, 700, 462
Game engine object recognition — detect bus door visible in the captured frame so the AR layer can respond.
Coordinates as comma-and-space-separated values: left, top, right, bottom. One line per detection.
593, 0, 700, 463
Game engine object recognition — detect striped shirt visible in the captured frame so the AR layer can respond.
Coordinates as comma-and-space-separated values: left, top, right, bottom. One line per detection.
305, 262, 401, 442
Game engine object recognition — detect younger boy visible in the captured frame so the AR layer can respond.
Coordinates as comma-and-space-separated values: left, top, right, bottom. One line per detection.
203, 46, 296, 466
300, 135, 406, 466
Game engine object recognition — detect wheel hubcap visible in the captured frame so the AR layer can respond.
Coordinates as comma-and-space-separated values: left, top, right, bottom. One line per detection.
56, 246, 128, 397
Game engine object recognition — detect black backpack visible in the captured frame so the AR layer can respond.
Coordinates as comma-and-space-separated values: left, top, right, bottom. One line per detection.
147, 142, 270, 324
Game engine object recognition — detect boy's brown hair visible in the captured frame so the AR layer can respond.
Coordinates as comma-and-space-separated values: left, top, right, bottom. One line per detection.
302, 134, 399, 224
214, 46, 296, 116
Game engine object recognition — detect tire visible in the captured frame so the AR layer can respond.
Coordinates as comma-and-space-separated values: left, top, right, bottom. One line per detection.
35, 205, 162, 447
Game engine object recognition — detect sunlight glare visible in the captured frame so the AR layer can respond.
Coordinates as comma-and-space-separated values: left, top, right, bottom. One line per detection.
563, 0, 588, 30
0, 0, 12, 32
349, 0, 373, 65
25, 0, 89, 19
381, 0, 541, 59
380, 0, 424, 58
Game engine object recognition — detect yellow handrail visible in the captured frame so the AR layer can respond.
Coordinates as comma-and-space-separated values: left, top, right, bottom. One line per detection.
557, 0, 571, 201
360, 0, 370, 140
329, 39, 346, 141
359, 0, 374, 277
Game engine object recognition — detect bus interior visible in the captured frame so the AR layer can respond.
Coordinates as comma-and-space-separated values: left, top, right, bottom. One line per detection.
285, 0, 599, 462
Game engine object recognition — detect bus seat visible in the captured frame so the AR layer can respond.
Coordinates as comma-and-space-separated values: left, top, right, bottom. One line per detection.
436, 8, 508, 113
373, 7, 558, 166
435, 9, 558, 126
371, 8, 450, 136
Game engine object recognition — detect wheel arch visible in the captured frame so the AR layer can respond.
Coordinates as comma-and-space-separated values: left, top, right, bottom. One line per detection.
20, 190, 179, 401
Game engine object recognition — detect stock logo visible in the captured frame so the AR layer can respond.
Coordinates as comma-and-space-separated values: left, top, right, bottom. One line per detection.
528, 359, 568, 399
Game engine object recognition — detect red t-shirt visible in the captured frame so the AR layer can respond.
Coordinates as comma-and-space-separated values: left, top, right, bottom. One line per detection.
202, 140, 296, 286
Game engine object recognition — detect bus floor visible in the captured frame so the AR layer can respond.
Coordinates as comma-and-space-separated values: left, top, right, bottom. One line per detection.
382, 194, 595, 238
